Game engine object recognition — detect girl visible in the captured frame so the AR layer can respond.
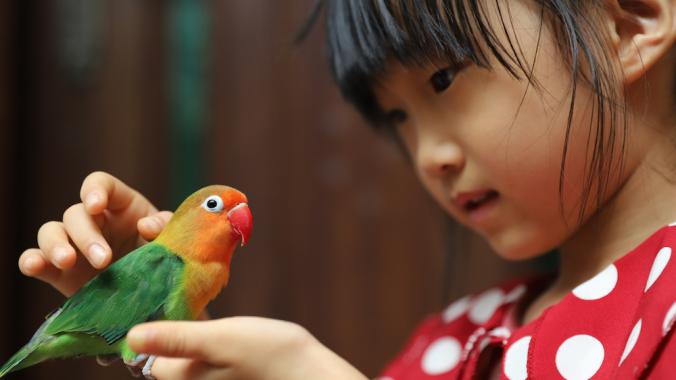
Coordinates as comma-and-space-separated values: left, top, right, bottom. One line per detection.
17, 0, 676, 379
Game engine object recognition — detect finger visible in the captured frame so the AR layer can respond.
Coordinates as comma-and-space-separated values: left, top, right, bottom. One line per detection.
138, 211, 173, 241
62, 203, 112, 269
127, 321, 224, 362
19, 248, 98, 297
151, 357, 233, 380
18, 249, 61, 283
80, 171, 138, 215
36, 221, 77, 269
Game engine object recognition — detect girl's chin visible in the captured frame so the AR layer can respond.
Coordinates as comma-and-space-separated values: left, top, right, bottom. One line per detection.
486, 229, 561, 262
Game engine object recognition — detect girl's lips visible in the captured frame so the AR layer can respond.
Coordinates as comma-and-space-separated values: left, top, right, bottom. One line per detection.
451, 189, 501, 225
452, 189, 499, 211
465, 191, 500, 224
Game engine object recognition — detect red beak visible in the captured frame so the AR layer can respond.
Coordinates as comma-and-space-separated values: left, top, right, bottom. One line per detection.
227, 203, 253, 246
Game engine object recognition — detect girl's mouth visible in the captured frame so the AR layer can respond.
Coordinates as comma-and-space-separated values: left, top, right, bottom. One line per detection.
463, 190, 500, 225
452, 189, 501, 224
465, 190, 499, 212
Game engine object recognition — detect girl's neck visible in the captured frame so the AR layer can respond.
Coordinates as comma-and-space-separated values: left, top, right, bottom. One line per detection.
556, 122, 676, 294
555, 46, 676, 294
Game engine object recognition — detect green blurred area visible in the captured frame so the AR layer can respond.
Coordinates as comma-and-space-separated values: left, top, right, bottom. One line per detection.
168, 0, 208, 205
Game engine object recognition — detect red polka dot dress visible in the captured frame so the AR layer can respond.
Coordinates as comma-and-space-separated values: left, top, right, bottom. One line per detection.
377, 223, 676, 379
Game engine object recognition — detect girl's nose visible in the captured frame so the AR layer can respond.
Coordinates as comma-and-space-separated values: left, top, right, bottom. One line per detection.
418, 141, 465, 179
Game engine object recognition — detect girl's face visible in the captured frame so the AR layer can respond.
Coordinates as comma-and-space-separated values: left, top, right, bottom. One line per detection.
373, 2, 629, 260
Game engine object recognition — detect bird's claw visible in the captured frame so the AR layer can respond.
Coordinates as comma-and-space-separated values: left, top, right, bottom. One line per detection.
95, 354, 120, 367
142, 355, 157, 380
125, 354, 156, 379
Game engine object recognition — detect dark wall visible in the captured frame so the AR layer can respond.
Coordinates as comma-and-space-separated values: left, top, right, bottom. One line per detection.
0, 1, 542, 378
0, 0, 15, 374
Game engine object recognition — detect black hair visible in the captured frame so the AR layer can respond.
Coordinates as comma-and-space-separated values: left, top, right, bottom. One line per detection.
303, 0, 630, 226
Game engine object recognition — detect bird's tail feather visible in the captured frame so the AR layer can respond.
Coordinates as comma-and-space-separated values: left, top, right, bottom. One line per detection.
0, 338, 44, 378
0, 309, 61, 377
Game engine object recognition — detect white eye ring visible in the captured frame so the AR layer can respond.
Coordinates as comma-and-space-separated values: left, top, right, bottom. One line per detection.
202, 195, 224, 213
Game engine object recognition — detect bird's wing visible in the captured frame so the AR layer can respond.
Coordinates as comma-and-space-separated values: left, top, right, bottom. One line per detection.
43, 243, 185, 344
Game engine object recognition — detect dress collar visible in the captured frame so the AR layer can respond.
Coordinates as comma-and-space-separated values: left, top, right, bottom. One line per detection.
500, 224, 676, 379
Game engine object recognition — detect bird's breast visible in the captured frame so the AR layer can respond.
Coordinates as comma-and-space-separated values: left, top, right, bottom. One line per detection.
182, 261, 230, 318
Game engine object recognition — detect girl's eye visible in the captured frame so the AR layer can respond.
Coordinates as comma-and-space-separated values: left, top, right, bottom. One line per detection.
430, 67, 456, 93
202, 195, 224, 213
386, 109, 408, 125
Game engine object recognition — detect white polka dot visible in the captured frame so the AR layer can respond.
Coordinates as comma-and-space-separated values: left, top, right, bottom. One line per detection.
420, 337, 461, 375
669, 221, 676, 227
645, 247, 671, 292
572, 264, 618, 300
489, 326, 512, 340
505, 285, 527, 303
503, 336, 531, 380
442, 295, 471, 323
663, 302, 676, 336
468, 288, 504, 324
619, 319, 641, 365
555, 334, 605, 379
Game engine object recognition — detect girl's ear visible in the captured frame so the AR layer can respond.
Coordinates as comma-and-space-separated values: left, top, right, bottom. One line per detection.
604, 0, 675, 84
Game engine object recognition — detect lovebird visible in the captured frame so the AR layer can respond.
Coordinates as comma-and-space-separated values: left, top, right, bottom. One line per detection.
0, 185, 252, 378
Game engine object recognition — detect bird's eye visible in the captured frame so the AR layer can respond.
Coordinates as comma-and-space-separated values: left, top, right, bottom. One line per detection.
202, 195, 224, 213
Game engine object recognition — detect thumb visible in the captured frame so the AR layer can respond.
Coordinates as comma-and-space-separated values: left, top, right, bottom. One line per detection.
127, 321, 215, 361
137, 211, 173, 241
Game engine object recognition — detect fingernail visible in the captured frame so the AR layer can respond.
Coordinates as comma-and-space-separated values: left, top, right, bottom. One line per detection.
53, 246, 70, 267
142, 218, 160, 232
85, 192, 101, 209
88, 243, 107, 267
23, 257, 38, 273
128, 327, 152, 345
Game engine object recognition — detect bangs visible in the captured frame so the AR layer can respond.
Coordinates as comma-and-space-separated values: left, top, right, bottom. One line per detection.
324, 0, 544, 127
302, 0, 630, 234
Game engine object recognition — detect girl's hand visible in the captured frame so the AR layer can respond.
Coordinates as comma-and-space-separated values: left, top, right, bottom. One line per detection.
127, 317, 368, 380
18, 171, 173, 297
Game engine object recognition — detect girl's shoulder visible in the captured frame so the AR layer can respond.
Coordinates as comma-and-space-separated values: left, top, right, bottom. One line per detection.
378, 273, 547, 378
379, 223, 676, 379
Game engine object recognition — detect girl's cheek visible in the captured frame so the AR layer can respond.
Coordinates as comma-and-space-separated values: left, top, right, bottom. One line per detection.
396, 124, 416, 155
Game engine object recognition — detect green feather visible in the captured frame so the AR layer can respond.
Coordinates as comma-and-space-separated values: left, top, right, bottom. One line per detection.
0, 243, 187, 377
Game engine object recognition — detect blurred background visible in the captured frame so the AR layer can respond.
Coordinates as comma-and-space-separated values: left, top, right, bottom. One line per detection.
0, 1, 553, 378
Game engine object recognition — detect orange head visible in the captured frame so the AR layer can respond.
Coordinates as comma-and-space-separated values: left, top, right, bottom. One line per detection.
155, 185, 253, 263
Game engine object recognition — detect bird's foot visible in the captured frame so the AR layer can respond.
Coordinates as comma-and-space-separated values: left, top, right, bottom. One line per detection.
125, 353, 157, 379
96, 354, 120, 367
142, 355, 157, 380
